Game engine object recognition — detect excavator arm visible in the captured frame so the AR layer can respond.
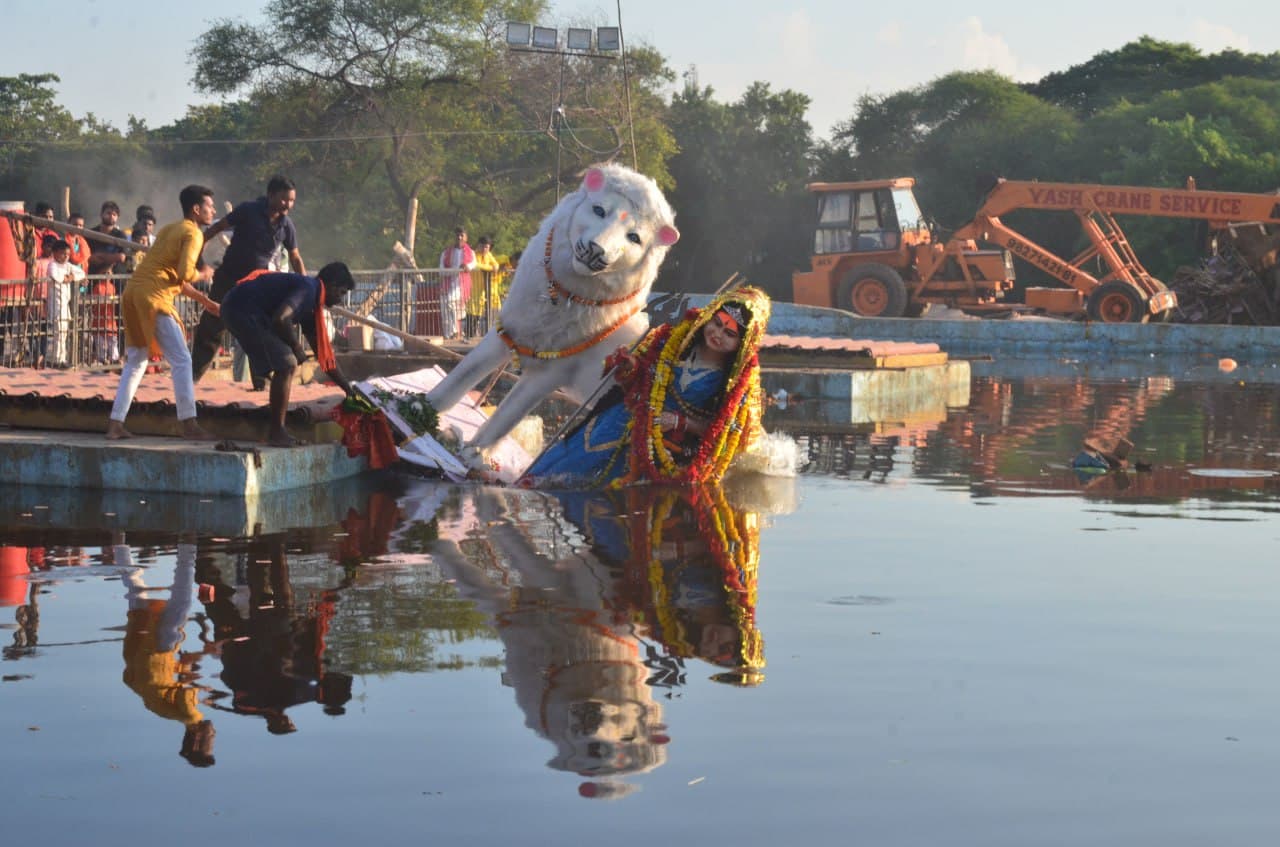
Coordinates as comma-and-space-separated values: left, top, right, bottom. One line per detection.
946, 178, 1280, 321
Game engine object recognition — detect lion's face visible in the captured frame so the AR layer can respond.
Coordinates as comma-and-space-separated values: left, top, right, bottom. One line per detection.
564, 167, 679, 277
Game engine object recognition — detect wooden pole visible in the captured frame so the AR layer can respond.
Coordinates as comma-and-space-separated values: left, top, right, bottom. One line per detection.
329, 305, 461, 359
329, 305, 573, 402
61, 186, 70, 221
404, 197, 418, 256
0, 209, 142, 252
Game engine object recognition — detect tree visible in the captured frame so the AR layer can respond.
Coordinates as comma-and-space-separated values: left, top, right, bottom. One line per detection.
1027, 37, 1280, 117
0, 74, 80, 186
190, 0, 678, 266
664, 79, 812, 296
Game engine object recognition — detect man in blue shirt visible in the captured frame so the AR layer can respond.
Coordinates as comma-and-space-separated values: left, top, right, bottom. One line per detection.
191, 175, 305, 383
220, 262, 355, 447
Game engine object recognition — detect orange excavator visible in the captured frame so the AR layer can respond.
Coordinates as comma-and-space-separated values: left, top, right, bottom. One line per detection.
792, 176, 1280, 322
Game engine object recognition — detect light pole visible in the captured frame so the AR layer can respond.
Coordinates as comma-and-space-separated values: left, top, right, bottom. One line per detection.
506, 20, 626, 202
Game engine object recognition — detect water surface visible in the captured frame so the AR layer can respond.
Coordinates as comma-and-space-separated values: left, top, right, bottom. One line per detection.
4, 368, 1280, 846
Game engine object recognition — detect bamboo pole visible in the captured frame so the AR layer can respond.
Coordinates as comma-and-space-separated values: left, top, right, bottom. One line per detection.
61, 186, 70, 221
328, 305, 573, 401
0, 208, 142, 253
329, 305, 461, 359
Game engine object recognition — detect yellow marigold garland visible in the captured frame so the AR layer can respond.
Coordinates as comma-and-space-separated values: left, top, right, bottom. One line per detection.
639, 487, 764, 675
612, 287, 771, 488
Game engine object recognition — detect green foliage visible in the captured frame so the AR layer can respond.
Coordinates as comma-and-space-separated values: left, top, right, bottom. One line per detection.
664, 79, 812, 296
1027, 36, 1280, 117
371, 387, 440, 437
0, 74, 82, 185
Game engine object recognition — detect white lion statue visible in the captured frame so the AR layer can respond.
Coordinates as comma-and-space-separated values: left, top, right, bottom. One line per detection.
426, 163, 679, 467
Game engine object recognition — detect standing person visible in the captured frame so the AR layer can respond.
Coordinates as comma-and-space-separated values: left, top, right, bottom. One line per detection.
465, 235, 502, 336
125, 215, 156, 272
106, 185, 221, 441
85, 263, 120, 365
39, 240, 85, 368
31, 202, 57, 257
190, 175, 305, 382
88, 201, 129, 282
64, 212, 92, 274
220, 262, 355, 447
437, 227, 474, 340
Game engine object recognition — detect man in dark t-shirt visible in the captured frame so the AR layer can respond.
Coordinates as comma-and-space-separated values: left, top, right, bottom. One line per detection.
190, 175, 305, 383
88, 200, 129, 287
221, 263, 354, 447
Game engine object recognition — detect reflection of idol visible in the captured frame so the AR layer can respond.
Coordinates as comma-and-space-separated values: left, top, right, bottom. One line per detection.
427, 483, 769, 797
430, 488, 669, 798
562, 487, 765, 686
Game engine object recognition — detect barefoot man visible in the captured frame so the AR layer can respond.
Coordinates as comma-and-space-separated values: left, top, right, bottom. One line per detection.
107, 185, 221, 441
219, 262, 356, 446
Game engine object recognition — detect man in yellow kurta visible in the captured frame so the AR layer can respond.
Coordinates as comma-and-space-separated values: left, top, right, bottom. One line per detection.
107, 185, 220, 440
119, 538, 216, 766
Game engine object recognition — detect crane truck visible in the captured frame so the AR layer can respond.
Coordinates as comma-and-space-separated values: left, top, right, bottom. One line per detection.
792, 176, 1280, 322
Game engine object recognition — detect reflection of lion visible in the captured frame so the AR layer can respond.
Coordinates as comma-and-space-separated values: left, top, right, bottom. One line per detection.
427, 487, 668, 793
426, 164, 679, 466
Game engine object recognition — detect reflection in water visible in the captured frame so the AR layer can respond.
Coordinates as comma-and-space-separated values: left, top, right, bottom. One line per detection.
429, 483, 771, 798
197, 534, 353, 735
790, 375, 1280, 505
114, 533, 356, 766
119, 539, 214, 766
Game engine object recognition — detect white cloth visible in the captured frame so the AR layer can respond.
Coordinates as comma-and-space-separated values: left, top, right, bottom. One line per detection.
44, 260, 85, 367
110, 314, 198, 422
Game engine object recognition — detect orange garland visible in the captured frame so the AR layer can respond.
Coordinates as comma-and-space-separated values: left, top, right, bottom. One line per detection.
496, 305, 642, 362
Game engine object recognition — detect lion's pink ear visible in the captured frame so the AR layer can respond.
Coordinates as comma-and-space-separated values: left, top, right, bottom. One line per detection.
658, 225, 680, 246
584, 168, 606, 193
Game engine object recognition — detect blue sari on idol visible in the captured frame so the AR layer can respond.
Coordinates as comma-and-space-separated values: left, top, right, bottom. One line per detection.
524, 358, 729, 490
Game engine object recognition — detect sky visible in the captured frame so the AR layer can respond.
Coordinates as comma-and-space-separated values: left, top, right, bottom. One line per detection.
4, 0, 1275, 139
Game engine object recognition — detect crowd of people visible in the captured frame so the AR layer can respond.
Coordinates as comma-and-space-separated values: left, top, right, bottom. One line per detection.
3, 177, 519, 446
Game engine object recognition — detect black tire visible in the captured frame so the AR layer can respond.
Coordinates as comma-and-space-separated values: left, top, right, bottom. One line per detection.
838, 263, 909, 318
1086, 281, 1148, 324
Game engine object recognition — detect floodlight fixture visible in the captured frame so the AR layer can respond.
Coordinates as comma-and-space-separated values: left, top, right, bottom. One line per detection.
532, 26, 559, 49
597, 26, 620, 51
566, 28, 592, 51
505, 22, 531, 46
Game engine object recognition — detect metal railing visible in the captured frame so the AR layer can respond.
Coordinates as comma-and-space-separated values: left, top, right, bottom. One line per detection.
0, 268, 511, 370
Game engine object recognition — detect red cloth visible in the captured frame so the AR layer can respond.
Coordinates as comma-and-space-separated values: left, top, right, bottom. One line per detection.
88, 279, 118, 331
330, 403, 399, 469
314, 280, 336, 372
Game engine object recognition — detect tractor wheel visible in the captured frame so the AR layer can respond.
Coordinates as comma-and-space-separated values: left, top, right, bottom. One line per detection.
1086, 281, 1148, 324
838, 264, 909, 318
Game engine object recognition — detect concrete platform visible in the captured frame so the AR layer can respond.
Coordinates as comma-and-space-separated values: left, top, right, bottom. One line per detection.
762, 361, 970, 432
0, 429, 368, 497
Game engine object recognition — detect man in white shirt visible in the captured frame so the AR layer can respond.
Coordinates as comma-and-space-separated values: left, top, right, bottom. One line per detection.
438, 227, 475, 339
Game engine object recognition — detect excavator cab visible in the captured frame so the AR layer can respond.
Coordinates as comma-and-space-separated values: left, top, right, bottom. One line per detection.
794, 178, 1014, 317
810, 181, 927, 256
